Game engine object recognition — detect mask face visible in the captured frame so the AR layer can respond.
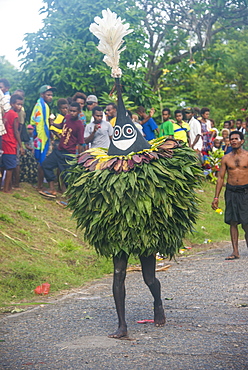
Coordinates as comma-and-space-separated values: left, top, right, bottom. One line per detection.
107, 79, 151, 156
112, 123, 137, 150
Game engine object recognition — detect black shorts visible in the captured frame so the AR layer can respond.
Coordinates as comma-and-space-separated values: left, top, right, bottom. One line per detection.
1, 154, 17, 170
225, 183, 248, 225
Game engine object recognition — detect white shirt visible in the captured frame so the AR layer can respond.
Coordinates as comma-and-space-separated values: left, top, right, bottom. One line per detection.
237, 127, 246, 135
189, 116, 203, 151
84, 120, 113, 148
0, 90, 10, 136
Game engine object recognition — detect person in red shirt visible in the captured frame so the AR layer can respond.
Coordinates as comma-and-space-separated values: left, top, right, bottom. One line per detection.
0, 94, 24, 193
40, 102, 84, 197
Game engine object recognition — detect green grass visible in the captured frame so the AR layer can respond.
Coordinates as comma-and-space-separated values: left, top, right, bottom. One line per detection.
0, 183, 115, 310
0, 214, 15, 223
12, 192, 31, 201
17, 210, 36, 220
0, 180, 235, 311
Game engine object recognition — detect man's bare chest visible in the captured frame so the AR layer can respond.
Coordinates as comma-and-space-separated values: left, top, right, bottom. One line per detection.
227, 157, 248, 171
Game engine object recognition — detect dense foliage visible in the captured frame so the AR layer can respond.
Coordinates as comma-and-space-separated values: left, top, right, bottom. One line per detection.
66, 140, 202, 258
1, 0, 248, 123
0, 56, 21, 92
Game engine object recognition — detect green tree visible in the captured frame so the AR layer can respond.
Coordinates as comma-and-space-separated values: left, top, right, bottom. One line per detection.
139, 0, 248, 89
19, 0, 146, 114
156, 26, 248, 126
0, 56, 21, 92
19, 0, 248, 119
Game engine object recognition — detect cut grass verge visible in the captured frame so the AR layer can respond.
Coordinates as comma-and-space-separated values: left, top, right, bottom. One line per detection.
0, 184, 115, 311
0, 180, 236, 312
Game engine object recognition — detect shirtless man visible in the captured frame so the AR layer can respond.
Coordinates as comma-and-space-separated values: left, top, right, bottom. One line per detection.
212, 131, 248, 260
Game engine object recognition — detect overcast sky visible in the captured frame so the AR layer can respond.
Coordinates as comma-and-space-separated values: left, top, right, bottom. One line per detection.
0, 0, 44, 68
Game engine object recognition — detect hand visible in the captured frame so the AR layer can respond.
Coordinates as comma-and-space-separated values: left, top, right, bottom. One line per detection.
149, 108, 155, 117
211, 198, 219, 210
20, 147, 25, 156
94, 124, 100, 132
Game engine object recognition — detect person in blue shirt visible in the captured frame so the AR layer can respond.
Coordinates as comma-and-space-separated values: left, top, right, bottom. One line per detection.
222, 137, 232, 154
137, 106, 159, 141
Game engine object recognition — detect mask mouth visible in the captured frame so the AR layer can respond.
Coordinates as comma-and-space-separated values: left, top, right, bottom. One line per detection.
112, 134, 137, 150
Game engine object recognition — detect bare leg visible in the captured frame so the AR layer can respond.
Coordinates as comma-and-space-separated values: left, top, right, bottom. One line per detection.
12, 165, 20, 188
37, 164, 44, 190
58, 170, 66, 194
140, 254, 165, 327
61, 182, 67, 194
3, 169, 13, 193
242, 223, 248, 249
48, 181, 56, 194
108, 252, 128, 338
227, 222, 240, 259
56, 169, 62, 192
0, 168, 3, 189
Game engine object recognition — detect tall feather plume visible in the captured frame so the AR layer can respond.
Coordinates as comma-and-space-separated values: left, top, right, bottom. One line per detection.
89, 9, 133, 78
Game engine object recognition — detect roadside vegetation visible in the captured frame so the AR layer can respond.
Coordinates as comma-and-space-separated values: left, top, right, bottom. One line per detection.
0, 180, 236, 312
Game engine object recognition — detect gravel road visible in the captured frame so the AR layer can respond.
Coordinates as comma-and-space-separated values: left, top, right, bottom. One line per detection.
1, 242, 247, 370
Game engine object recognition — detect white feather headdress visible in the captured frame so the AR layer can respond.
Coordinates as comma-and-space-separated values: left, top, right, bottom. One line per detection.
89, 9, 133, 78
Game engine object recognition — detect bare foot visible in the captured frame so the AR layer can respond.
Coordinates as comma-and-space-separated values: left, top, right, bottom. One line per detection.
154, 304, 166, 327
108, 326, 127, 339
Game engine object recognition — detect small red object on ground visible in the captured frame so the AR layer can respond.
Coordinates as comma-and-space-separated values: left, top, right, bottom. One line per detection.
137, 319, 154, 324
34, 283, 50, 295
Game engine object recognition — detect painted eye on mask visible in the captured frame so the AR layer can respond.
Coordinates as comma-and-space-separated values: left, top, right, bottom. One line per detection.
122, 124, 135, 138
113, 125, 122, 140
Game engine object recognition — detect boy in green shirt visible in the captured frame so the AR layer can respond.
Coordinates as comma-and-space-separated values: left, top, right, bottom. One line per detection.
159, 108, 174, 138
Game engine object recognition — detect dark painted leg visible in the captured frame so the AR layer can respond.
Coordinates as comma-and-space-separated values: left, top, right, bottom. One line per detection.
140, 254, 165, 327
108, 252, 128, 338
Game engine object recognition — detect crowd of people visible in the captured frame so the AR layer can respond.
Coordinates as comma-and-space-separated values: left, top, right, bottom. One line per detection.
0, 78, 247, 197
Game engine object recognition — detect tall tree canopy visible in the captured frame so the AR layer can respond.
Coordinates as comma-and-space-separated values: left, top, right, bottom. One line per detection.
140, 0, 248, 88
18, 0, 248, 123
0, 56, 21, 91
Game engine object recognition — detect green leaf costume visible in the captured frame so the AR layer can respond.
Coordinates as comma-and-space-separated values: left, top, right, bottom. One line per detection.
66, 138, 202, 259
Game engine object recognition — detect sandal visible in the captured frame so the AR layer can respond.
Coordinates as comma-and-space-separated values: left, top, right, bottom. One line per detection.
39, 190, 57, 198
225, 255, 240, 260
56, 200, 68, 207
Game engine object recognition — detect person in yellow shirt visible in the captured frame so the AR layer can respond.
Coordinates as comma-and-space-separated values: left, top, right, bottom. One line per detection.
50, 98, 68, 144
105, 103, 117, 127
173, 109, 190, 145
